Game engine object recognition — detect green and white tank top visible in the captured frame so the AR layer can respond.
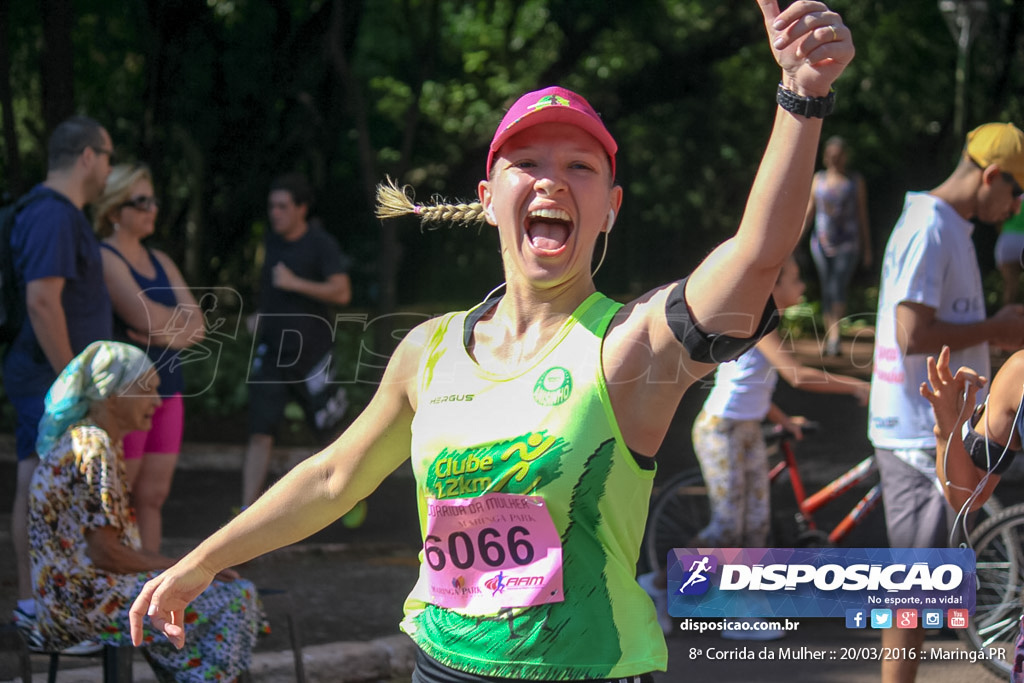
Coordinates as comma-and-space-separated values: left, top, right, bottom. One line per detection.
401, 292, 666, 679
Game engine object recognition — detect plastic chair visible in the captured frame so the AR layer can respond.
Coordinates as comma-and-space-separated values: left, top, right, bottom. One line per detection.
44, 644, 133, 683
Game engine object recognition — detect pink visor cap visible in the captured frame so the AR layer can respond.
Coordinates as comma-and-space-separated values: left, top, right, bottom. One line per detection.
487, 86, 618, 178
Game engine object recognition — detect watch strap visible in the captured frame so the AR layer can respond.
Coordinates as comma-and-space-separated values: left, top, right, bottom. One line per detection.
776, 84, 836, 118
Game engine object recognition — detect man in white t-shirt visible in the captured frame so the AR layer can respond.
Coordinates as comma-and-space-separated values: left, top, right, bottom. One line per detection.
869, 123, 1024, 683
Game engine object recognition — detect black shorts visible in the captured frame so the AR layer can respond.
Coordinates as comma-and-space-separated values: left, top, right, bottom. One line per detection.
411, 647, 655, 683
248, 343, 348, 442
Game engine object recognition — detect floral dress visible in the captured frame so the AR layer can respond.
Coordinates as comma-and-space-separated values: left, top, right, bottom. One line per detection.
28, 420, 266, 682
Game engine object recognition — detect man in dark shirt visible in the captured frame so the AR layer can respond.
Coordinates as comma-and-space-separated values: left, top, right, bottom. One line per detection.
242, 173, 352, 507
6, 115, 114, 646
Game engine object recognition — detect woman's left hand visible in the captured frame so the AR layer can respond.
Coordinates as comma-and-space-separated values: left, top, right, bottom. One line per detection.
129, 560, 217, 649
758, 1, 854, 97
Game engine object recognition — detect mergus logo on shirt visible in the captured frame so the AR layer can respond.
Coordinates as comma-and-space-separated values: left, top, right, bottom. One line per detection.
430, 393, 474, 405
533, 367, 572, 406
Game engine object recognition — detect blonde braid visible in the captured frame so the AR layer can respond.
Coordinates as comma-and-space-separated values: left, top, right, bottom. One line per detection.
375, 176, 487, 228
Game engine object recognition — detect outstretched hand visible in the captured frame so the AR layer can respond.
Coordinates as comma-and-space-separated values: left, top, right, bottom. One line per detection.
757, 1, 854, 97
920, 346, 987, 441
129, 561, 218, 649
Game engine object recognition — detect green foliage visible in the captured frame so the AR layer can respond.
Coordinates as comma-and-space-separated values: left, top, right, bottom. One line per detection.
1, 0, 1022, 325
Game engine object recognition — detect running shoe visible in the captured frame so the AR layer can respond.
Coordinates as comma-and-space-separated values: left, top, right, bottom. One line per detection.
341, 499, 368, 529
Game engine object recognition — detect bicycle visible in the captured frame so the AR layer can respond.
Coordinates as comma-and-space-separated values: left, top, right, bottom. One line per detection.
958, 501, 1024, 679
643, 422, 1002, 573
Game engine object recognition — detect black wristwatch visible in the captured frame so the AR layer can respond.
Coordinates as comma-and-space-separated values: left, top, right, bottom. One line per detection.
776, 84, 836, 118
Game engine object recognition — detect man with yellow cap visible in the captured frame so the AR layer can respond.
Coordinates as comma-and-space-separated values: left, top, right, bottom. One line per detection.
868, 122, 1024, 683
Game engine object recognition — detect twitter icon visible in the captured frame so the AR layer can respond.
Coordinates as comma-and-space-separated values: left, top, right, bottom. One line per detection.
871, 609, 893, 629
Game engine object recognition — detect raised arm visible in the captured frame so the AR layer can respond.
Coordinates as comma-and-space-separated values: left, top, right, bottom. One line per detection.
129, 319, 432, 647
603, 2, 854, 456
801, 174, 819, 241
686, 1, 854, 338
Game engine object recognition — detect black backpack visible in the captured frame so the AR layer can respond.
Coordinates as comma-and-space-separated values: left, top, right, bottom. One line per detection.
0, 193, 39, 345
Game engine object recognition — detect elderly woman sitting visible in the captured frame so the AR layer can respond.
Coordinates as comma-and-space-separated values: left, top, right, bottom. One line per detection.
27, 341, 263, 682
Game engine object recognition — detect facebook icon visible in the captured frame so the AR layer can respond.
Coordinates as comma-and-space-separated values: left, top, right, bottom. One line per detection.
846, 609, 866, 629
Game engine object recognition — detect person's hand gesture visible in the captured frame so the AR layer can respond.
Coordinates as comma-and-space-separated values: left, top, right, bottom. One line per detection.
920, 346, 987, 442
757, 1, 854, 97
272, 262, 300, 292
129, 561, 217, 649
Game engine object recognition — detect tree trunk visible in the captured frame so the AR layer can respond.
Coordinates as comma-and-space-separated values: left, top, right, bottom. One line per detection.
40, 0, 75, 137
327, 0, 399, 359
0, 0, 23, 196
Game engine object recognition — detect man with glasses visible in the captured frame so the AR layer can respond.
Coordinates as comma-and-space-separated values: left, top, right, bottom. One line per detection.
5, 115, 114, 653
868, 122, 1024, 683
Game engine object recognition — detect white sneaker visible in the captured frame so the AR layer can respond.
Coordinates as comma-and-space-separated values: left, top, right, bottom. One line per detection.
720, 617, 785, 641
12, 608, 104, 654
637, 572, 673, 636
12, 607, 45, 651
59, 638, 105, 655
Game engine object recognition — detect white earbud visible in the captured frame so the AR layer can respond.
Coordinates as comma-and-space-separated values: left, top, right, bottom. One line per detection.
486, 206, 496, 224
605, 209, 616, 233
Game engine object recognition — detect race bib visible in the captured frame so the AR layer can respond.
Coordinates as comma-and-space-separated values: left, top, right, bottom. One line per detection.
423, 492, 564, 612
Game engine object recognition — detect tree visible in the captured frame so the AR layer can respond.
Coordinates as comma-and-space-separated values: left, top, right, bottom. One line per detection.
41, 0, 76, 136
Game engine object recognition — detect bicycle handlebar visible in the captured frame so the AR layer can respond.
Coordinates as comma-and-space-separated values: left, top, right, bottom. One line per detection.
763, 421, 820, 444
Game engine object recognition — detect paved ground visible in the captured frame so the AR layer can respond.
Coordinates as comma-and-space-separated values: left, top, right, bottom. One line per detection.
0, 336, 1020, 681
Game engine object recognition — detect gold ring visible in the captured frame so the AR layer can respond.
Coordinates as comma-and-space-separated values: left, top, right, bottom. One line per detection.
829, 25, 838, 42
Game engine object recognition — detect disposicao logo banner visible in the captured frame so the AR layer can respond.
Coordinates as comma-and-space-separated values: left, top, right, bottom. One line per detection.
667, 548, 975, 618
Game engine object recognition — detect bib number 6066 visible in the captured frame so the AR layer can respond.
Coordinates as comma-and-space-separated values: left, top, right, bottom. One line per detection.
425, 526, 534, 570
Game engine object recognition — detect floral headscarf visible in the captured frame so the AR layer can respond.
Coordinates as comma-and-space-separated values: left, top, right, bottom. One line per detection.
36, 341, 155, 457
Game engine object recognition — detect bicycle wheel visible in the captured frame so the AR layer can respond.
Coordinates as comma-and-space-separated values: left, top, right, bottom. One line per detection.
644, 468, 709, 572
958, 501, 1024, 679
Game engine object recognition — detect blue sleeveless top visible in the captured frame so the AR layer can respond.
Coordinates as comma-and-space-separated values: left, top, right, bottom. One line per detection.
100, 244, 184, 396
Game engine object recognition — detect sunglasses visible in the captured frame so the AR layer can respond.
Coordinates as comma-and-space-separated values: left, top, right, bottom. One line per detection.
89, 146, 115, 165
120, 195, 159, 212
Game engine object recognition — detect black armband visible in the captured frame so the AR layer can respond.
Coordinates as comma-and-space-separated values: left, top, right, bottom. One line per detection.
665, 277, 779, 364
963, 427, 1019, 475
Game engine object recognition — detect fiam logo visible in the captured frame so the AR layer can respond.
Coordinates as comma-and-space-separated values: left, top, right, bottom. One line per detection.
485, 572, 507, 596
533, 367, 572, 406
485, 571, 546, 597
678, 555, 718, 596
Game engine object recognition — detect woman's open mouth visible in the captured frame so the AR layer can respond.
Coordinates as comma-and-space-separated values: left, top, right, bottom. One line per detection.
526, 208, 572, 254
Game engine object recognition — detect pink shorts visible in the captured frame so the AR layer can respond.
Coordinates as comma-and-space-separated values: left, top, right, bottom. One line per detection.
123, 393, 185, 460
